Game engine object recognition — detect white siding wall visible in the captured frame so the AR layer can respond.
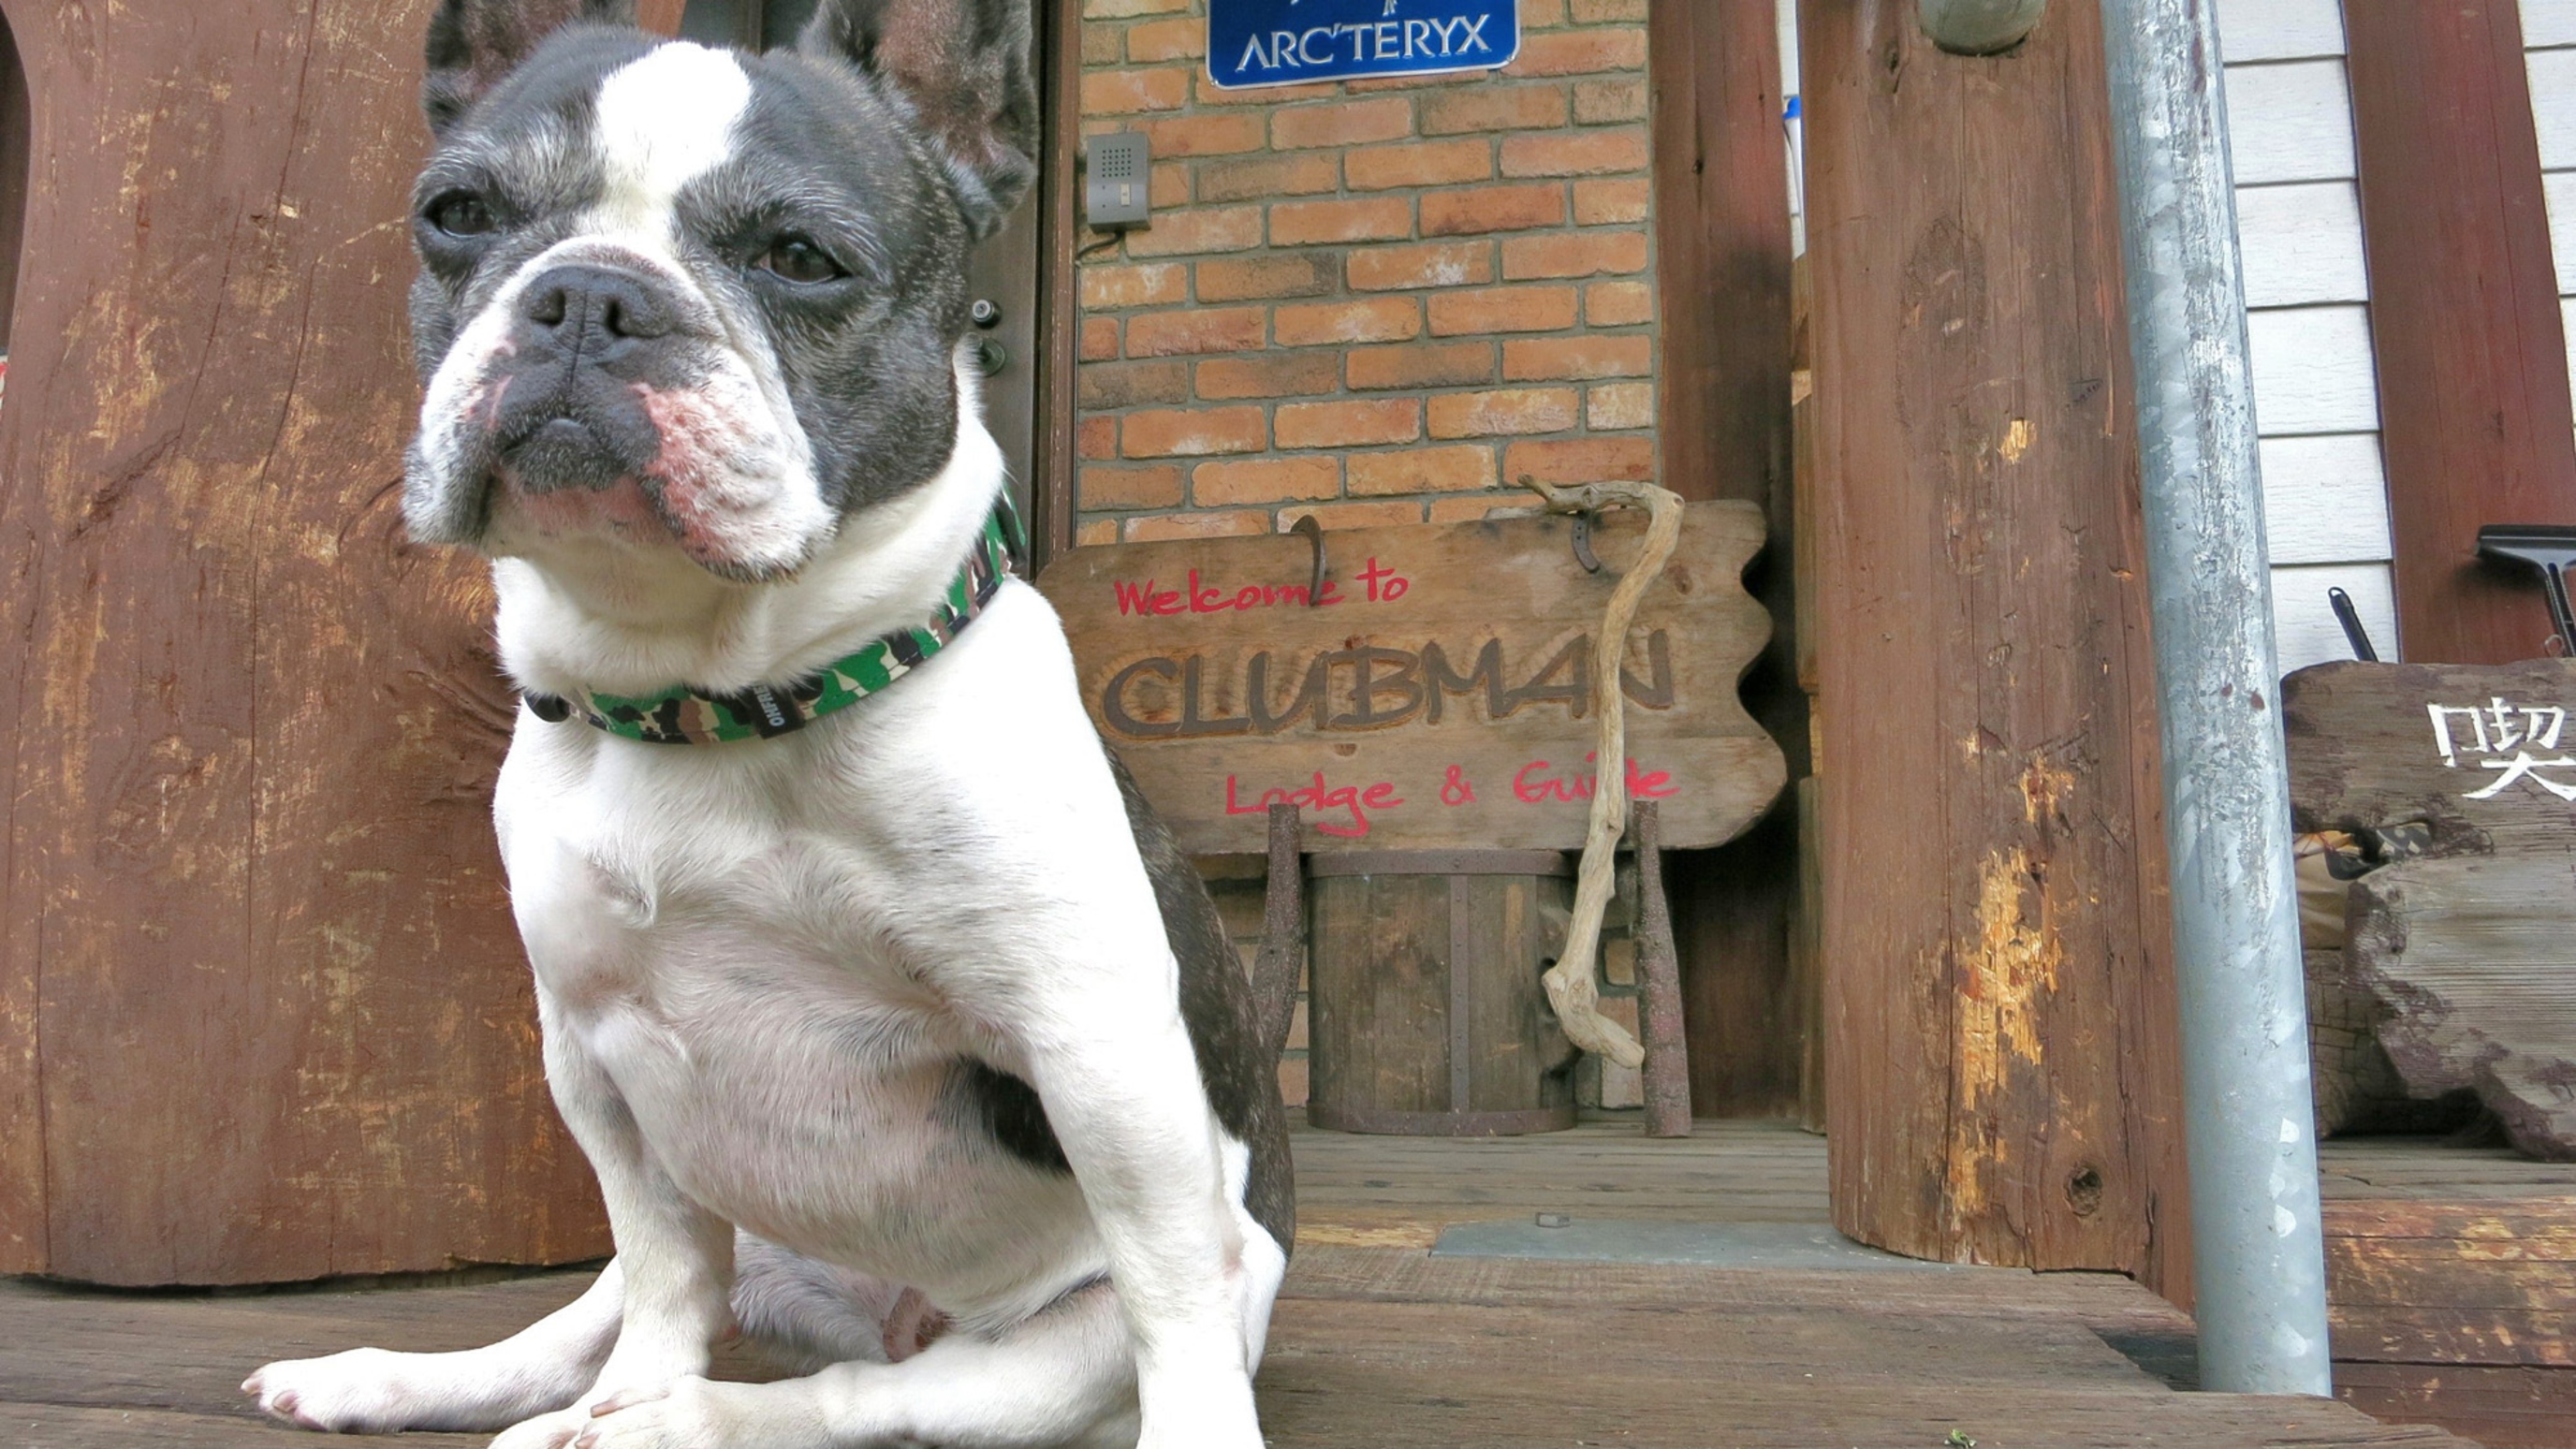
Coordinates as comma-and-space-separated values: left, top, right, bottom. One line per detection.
2217, 0, 2400, 671
2532, 2, 2576, 448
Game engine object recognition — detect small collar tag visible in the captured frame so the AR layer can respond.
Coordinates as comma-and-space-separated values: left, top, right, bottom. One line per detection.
524, 494, 1017, 747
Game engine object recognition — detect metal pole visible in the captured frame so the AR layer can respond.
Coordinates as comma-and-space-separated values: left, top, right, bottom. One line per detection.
2096, 0, 2333, 1398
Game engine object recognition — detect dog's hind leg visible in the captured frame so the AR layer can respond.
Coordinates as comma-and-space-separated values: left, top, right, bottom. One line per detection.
244, 1261, 626, 1434
569, 1279, 1150, 1449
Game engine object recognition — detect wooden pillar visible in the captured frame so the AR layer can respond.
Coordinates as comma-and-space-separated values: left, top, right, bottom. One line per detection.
1650, 0, 1806, 1119
1804, 0, 2188, 1292
2345, 1, 2576, 666
0, 0, 606, 1284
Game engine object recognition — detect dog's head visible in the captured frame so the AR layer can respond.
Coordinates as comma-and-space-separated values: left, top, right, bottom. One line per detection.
402, 0, 1033, 582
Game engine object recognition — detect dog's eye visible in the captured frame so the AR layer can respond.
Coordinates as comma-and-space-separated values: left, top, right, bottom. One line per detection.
428, 193, 497, 238
754, 237, 846, 285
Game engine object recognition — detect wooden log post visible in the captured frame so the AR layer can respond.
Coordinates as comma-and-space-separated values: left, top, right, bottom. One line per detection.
1803, 0, 2189, 1292
0, 0, 607, 1284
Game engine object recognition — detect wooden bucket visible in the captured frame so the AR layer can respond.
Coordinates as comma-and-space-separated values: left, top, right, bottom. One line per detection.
1306, 851, 1579, 1136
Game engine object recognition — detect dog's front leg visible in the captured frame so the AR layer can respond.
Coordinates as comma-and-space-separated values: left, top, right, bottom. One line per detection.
492, 1010, 736, 1449
1007, 985, 1263, 1449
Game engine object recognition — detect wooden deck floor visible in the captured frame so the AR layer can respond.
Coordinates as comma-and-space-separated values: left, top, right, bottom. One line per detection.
5, 1119, 2526, 1447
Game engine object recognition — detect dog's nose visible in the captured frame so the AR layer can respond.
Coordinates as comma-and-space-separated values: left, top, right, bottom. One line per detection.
518, 264, 676, 351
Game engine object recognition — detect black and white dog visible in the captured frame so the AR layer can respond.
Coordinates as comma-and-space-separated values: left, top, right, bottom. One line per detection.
243, 2, 1292, 1444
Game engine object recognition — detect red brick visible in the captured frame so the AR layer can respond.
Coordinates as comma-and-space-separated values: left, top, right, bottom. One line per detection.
1076, 518, 1120, 546
1125, 306, 1266, 357
1427, 285, 1580, 336
1195, 253, 1336, 303
1506, 29, 1647, 77
1080, 261, 1188, 309
1586, 279, 1654, 326
1081, 67, 1190, 115
1588, 382, 1654, 431
1347, 342, 1496, 390
1276, 398, 1423, 449
1501, 334, 1652, 382
1573, 178, 1652, 226
1273, 297, 1423, 347
1080, 463, 1183, 510
1519, 0, 1567, 23
1500, 229, 1650, 280
1421, 183, 1566, 237
1573, 77, 1648, 124
1080, 316, 1121, 360
1504, 436, 1656, 484
1197, 154, 1340, 203
1269, 197, 1413, 245
1344, 139, 1493, 191
1150, 162, 1192, 208
1133, 112, 1266, 158
1196, 354, 1343, 400
1428, 495, 1518, 523
1120, 406, 1267, 458
1193, 73, 1339, 108
1193, 456, 1342, 505
1420, 84, 1570, 136
1079, 26, 1123, 65
1570, 0, 1647, 19
1348, 445, 1499, 495
1085, 0, 1186, 15
1127, 509, 1270, 541
1500, 127, 1649, 178
1271, 97, 1413, 150
1347, 242, 1495, 292
1122, 206, 1265, 257
1078, 416, 1118, 460
1428, 388, 1581, 438
1078, 359, 1191, 409
1281, 501, 1426, 531
1125, 16, 1205, 62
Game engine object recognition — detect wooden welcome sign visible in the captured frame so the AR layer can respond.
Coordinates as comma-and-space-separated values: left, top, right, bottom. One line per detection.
1040, 502, 1786, 854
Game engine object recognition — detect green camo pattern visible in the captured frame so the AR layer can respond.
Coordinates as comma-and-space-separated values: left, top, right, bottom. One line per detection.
545, 496, 1017, 747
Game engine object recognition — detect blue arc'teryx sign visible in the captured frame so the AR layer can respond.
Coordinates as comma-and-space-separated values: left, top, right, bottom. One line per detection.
1208, 0, 1520, 90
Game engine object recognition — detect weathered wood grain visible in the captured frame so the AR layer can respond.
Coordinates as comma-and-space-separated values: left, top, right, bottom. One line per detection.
2283, 658, 2576, 856
1804, 0, 2188, 1297
2349, 857, 2576, 1161
0, 0, 606, 1283
1039, 505, 1783, 855
2337, 1362, 2576, 1449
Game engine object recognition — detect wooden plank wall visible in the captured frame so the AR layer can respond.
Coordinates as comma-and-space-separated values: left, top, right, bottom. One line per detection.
0, 0, 607, 1284
1650, 3, 1804, 1119
1802, 0, 2188, 1295
2345, 0, 2576, 666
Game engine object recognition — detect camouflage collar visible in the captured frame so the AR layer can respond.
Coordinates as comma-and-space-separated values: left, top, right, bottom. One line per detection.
523, 496, 1017, 746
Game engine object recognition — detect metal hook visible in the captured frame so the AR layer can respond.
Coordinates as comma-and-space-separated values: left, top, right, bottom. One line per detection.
1571, 511, 1603, 574
1290, 514, 1329, 606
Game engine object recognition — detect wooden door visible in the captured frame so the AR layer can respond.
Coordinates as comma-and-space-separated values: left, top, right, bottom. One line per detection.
0, 0, 606, 1286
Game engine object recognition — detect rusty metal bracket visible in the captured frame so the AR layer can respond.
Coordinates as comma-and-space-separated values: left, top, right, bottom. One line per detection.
1571, 511, 1602, 574
1290, 514, 1329, 606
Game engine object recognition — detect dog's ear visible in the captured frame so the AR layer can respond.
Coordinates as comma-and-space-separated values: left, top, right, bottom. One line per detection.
424, 0, 638, 137
802, 0, 1037, 240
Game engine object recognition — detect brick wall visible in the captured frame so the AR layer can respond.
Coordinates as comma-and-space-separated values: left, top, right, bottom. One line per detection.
1072, 0, 1659, 546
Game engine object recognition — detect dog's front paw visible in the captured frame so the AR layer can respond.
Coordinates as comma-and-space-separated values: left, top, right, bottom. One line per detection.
566, 1377, 816, 1449
491, 1405, 595, 1449
245, 1348, 442, 1433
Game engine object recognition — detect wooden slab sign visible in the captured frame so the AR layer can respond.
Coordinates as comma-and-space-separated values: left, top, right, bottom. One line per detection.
1039, 503, 1785, 855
